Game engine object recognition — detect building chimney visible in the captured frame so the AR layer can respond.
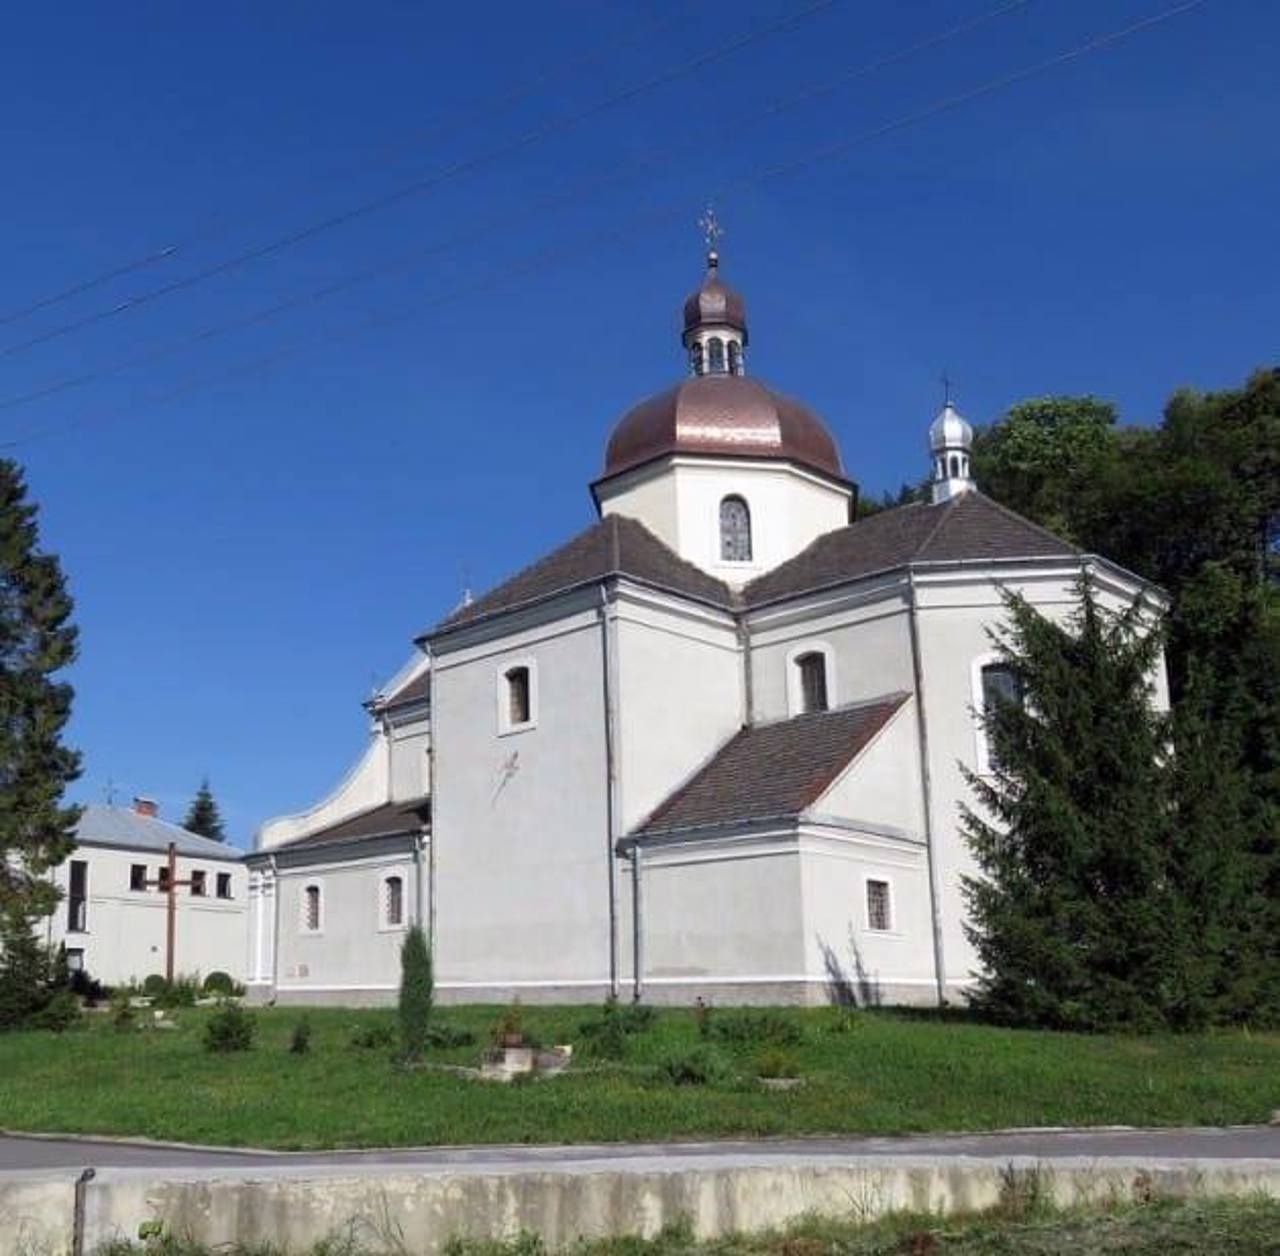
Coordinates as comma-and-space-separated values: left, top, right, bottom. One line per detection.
132, 796, 159, 818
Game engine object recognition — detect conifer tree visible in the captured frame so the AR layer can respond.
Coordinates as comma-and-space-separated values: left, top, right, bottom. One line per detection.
183, 778, 226, 842
960, 580, 1182, 1032
398, 924, 433, 1062
0, 460, 80, 928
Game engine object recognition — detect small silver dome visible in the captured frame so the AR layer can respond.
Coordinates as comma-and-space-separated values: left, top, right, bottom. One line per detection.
928, 401, 973, 452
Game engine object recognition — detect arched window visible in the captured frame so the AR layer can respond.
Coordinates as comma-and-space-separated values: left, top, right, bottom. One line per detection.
506, 666, 531, 726
797, 651, 829, 713
707, 336, 726, 374
303, 884, 321, 932
949, 454, 960, 477
688, 342, 704, 376
384, 875, 404, 928
728, 341, 742, 375
719, 495, 752, 562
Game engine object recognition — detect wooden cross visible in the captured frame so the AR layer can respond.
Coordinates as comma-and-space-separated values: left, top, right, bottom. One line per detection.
144, 842, 195, 982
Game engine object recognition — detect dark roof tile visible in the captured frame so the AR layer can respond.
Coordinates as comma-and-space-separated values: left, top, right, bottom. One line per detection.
632, 694, 909, 838
273, 799, 430, 852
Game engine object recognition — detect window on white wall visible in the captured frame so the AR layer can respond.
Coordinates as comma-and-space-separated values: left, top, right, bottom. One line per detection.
507, 667, 531, 725
302, 884, 322, 933
866, 879, 892, 931
719, 495, 752, 562
497, 658, 537, 734
796, 652, 829, 713
977, 661, 1024, 772
707, 336, 726, 374
384, 875, 404, 928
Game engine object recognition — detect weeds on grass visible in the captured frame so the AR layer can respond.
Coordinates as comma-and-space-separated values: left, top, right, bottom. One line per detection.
203, 1001, 255, 1053
707, 1011, 804, 1048
653, 1045, 730, 1086
290, 1018, 312, 1055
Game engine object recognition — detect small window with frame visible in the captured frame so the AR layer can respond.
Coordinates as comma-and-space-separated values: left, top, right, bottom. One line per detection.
866, 879, 892, 932
302, 884, 322, 933
216, 872, 233, 900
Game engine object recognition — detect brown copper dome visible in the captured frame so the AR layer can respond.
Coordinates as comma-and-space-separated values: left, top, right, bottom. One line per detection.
602, 374, 846, 482
682, 255, 747, 343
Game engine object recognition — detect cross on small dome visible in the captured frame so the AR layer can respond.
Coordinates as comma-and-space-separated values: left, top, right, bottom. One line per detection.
928, 397, 975, 503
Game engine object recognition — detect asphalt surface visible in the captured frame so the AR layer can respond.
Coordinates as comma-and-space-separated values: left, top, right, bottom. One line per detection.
3, 1126, 1279, 1173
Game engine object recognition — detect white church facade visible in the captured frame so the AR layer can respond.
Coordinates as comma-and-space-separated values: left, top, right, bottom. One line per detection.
245, 250, 1166, 1007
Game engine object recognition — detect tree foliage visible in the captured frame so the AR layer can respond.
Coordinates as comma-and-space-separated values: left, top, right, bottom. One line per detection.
0, 458, 80, 1020
183, 778, 226, 842
398, 924, 433, 1062
967, 368, 1279, 1027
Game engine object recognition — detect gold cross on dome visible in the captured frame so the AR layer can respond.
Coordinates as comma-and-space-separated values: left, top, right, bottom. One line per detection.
698, 206, 724, 251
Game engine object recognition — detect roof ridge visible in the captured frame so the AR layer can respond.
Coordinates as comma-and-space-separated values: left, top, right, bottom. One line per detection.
796, 694, 910, 811
967, 490, 1080, 553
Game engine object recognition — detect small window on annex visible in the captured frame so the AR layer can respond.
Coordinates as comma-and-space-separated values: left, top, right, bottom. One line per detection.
866, 879, 892, 931
129, 864, 147, 892
303, 885, 322, 933
797, 651, 829, 714
190, 870, 206, 897
506, 666, 532, 726
384, 875, 404, 928
719, 495, 752, 562
216, 872, 232, 899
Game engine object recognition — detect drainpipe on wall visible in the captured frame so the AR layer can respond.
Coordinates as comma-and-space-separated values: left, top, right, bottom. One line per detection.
735, 613, 754, 725
269, 852, 280, 1000
598, 581, 620, 999
907, 568, 948, 1007
631, 843, 644, 1004
424, 644, 438, 954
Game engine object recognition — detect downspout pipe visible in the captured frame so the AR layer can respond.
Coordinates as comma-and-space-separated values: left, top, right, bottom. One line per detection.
269, 852, 280, 1000
907, 568, 948, 1006
631, 843, 644, 1003
599, 582, 620, 999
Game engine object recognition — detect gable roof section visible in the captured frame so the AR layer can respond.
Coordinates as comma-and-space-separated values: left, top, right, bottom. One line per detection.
744, 492, 1077, 607
273, 799, 430, 852
377, 668, 430, 712
75, 804, 243, 861
433, 514, 734, 632
630, 694, 909, 839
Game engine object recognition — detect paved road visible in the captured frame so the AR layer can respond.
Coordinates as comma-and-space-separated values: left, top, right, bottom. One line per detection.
3, 1126, 1279, 1173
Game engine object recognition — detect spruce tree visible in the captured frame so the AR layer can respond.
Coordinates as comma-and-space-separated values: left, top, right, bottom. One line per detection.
183, 778, 226, 842
960, 579, 1183, 1032
0, 460, 80, 928
398, 924, 433, 1062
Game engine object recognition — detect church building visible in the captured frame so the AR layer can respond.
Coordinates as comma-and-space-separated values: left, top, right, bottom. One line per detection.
245, 248, 1165, 1007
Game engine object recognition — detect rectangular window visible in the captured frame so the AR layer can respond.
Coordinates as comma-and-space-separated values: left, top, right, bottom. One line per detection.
130, 863, 147, 892
507, 666, 531, 725
303, 885, 321, 932
190, 870, 206, 897
798, 652, 829, 713
384, 875, 404, 927
866, 879, 892, 932
67, 860, 88, 932
156, 866, 171, 892
216, 872, 232, 900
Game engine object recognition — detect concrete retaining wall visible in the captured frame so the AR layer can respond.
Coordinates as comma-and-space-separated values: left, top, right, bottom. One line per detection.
2, 1156, 1278, 1255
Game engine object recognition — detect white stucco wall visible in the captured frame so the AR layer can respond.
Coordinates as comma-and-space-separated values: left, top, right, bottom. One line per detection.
46, 844, 247, 985
813, 700, 923, 836
431, 594, 615, 991
599, 456, 851, 586
388, 718, 431, 802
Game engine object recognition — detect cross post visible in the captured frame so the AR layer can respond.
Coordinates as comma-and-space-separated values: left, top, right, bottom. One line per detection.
144, 842, 195, 982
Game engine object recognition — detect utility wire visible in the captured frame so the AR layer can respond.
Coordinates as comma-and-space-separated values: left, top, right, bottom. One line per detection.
1, 0, 1207, 450
0, 0, 1031, 417
0, 5, 685, 331
0, 0, 838, 360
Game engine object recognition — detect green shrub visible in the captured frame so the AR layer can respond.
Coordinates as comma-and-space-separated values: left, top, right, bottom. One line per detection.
491, 1001, 525, 1047
28, 988, 82, 1032
693, 997, 713, 1039
350, 1021, 395, 1050
708, 1011, 804, 1047
578, 995, 654, 1059
655, 1045, 729, 1087
202, 971, 235, 996
425, 1022, 475, 1048
0, 914, 55, 1031
289, 1017, 312, 1055
152, 975, 200, 1009
109, 990, 136, 1033
398, 925, 433, 1062
203, 1001, 255, 1053
755, 1048, 800, 1079
141, 973, 168, 997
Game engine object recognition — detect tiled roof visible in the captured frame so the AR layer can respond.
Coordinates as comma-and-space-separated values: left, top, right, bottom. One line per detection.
433, 514, 734, 631
379, 668, 430, 710
75, 804, 243, 861
273, 799, 430, 852
631, 694, 910, 839
745, 492, 1077, 606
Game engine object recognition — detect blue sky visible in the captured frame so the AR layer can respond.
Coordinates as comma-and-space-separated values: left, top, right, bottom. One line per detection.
1, 0, 1273, 845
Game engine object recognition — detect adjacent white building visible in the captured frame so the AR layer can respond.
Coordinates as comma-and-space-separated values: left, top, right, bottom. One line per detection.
47, 799, 248, 986
247, 249, 1166, 1007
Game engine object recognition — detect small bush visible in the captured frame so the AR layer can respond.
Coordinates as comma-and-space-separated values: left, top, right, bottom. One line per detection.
141, 973, 168, 997
350, 1021, 395, 1050
289, 1017, 312, 1055
655, 1045, 730, 1087
203, 1001, 255, 1053
399, 925, 434, 1062
203, 971, 235, 996
109, 990, 136, 1033
693, 997, 713, 1039
755, 1048, 800, 1079
578, 995, 654, 1059
491, 1001, 524, 1047
425, 1022, 475, 1048
153, 975, 200, 1009
28, 988, 82, 1032
709, 1011, 805, 1047
68, 968, 109, 1006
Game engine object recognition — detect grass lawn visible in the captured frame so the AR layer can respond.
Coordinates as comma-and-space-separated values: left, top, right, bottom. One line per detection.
0, 1004, 1277, 1149
93, 1198, 1280, 1255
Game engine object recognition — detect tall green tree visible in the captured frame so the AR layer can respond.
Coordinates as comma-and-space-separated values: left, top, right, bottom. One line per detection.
0, 460, 80, 927
183, 778, 226, 842
398, 925, 433, 1062
961, 581, 1192, 1032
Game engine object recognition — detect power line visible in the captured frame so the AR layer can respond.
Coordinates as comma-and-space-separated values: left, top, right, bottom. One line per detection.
0, 0, 1030, 416
1, 0, 1208, 451
0, 0, 839, 361
0, 6, 686, 332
